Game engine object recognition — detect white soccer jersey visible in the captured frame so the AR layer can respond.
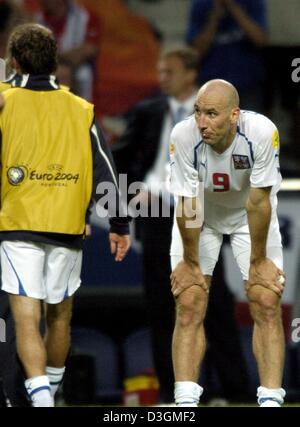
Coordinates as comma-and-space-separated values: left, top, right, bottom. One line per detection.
170, 110, 282, 234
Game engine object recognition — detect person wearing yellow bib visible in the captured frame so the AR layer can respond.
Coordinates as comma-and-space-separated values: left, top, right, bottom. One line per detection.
0, 73, 32, 407
0, 23, 130, 407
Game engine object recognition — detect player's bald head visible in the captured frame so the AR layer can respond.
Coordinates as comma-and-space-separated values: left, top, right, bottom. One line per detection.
197, 79, 240, 109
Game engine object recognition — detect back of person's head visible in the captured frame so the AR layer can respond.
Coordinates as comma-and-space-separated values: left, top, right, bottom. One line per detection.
7, 23, 57, 75
160, 46, 199, 73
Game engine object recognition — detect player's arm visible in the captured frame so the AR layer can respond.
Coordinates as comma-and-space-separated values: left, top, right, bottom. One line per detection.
177, 196, 202, 266
246, 121, 285, 295
246, 186, 271, 262
90, 119, 131, 261
169, 125, 207, 296
246, 187, 284, 296
171, 196, 207, 297
171, 195, 207, 293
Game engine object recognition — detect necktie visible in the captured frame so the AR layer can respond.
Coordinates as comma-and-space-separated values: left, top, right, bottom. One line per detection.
173, 106, 186, 125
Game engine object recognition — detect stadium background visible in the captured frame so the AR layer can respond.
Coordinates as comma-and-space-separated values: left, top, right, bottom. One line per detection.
2, 0, 300, 406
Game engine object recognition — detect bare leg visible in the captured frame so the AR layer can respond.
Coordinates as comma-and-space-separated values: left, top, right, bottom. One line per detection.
247, 284, 285, 387
172, 276, 211, 381
45, 297, 73, 367
9, 295, 45, 378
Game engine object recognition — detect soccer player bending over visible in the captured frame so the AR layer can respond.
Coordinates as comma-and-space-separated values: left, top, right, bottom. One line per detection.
170, 79, 286, 407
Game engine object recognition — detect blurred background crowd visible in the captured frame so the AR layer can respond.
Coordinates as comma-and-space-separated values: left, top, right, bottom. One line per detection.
1, 0, 300, 175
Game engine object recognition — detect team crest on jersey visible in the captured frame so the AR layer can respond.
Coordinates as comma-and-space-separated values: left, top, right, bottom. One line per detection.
272, 129, 280, 150
169, 143, 175, 155
232, 155, 251, 169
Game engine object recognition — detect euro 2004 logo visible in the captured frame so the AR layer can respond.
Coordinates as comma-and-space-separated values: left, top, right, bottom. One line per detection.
7, 166, 28, 186
7, 165, 79, 186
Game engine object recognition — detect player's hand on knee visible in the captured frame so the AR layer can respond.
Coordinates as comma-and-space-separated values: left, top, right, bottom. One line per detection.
247, 257, 285, 296
170, 260, 207, 297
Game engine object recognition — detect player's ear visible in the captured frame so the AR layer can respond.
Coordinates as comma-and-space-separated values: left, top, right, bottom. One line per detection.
10, 58, 21, 73
230, 107, 240, 124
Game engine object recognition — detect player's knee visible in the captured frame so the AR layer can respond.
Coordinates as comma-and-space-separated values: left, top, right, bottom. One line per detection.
15, 312, 40, 333
247, 285, 279, 308
248, 287, 280, 323
175, 291, 206, 328
46, 303, 72, 328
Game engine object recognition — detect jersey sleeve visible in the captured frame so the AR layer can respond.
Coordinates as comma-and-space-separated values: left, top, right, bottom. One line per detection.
169, 124, 200, 197
90, 120, 130, 235
250, 124, 280, 188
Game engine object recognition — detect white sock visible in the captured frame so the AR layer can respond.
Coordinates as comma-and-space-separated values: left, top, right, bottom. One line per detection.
25, 375, 54, 407
175, 381, 203, 407
46, 366, 65, 398
257, 386, 286, 407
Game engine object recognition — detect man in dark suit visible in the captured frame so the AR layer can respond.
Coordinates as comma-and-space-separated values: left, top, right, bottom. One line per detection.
114, 47, 250, 403
114, 47, 199, 402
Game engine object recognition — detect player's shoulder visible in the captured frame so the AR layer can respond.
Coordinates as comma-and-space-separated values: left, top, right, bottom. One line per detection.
0, 87, 18, 113
1, 86, 19, 100
1, 74, 24, 94
238, 110, 277, 144
239, 110, 277, 134
58, 89, 94, 111
0, 81, 11, 93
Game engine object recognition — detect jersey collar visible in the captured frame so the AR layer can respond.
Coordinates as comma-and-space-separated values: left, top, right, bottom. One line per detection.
12, 74, 61, 91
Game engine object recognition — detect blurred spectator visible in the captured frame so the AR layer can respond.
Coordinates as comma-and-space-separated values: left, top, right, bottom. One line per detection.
127, 0, 190, 48
34, 0, 101, 100
81, 0, 160, 119
114, 46, 250, 403
23, 0, 161, 121
186, 0, 268, 112
56, 59, 76, 92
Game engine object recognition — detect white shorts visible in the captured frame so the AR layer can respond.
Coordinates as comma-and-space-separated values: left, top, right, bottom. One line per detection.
170, 216, 283, 280
0, 241, 82, 304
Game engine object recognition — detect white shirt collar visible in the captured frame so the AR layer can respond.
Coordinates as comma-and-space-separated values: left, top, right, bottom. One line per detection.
168, 91, 198, 117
